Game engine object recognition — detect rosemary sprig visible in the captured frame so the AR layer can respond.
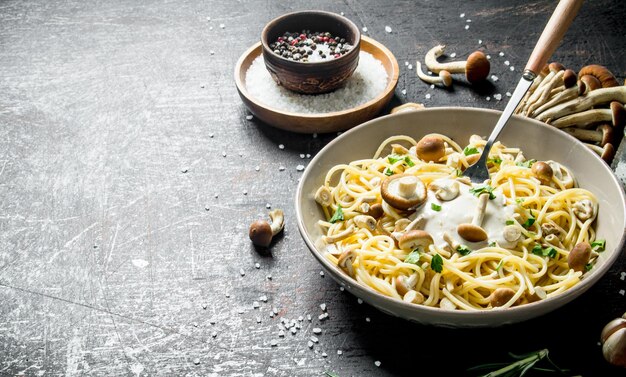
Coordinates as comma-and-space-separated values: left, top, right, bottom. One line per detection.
468, 349, 569, 377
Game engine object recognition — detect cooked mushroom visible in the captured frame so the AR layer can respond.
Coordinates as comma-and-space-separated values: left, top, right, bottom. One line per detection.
415, 136, 446, 162
428, 180, 460, 201
535, 86, 626, 122
527, 286, 547, 303
416, 61, 452, 87
439, 297, 457, 310
398, 229, 434, 251
249, 209, 285, 247
404, 215, 426, 232
403, 290, 425, 304
551, 101, 626, 128
490, 287, 517, 307
601, 313, 626, 367
545, 234, 564, 249
314, 186, 333, 207
573, 199, 596, 222
353, 215, 377, 231
424, 45, 490, 83
394, 218, 412, 232
503, 225, 522, 243
567, 242, 591, 272
541, 222, 563, 237
366, 203, 384, 219
586, 142, 615, 163
395, 273, 419, 296
531, 161, 554, 185
457, 193, 489, 242
323, 225, 356, 244
563, 124, 614, 146
442, 231, 460, 251
337, 249, 357, 278
380, 174, 427, 210
391, 143, 410, 155
578, 64, 620, 88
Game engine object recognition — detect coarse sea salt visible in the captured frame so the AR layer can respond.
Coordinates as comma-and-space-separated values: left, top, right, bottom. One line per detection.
246, 52, 387, 114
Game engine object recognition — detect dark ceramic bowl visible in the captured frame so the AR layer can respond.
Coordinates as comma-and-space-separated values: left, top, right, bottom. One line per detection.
261, 10, 361, 94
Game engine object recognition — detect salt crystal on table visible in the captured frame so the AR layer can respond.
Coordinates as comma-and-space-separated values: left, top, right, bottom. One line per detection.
290, 327, 297, 334
306, 153, 311, 158
278, 166, 285, 171
425, 93, 431, 99
450, 53, 457, 58
375, 361, 381, 367
307, 314, 312, 321
337, 350, 343, 355
209, 133, 214, 138
405, 61, 409, 66
491, 75, 499, 81
366, 317, 371, 322
260, 295, 268, 302
407, 64, 413, 70
256, 317, 261, 323
278, 330, 285, 337
209, 26, 213, 30
242, 190, 248, 195
499, 51, 505, 56
401, 89, 407, 95
486, 55, 491, 60
219, 23, 225, 29
385, 26, 392, 33
460, 13, 465, 17
240, 269, 245, 276
253, 301, 260, 308
255, 166, 260, 171
210, 50, 215, 55
193, 358, 200, 365
320, 303, 327, 311
620, 289, 625, 296
357, 298, 363, 304
339, 286, 344, 291
296, 164, 305, 171
506, 92, 512, 97
266, 203, 271, 209
246, 115, 253, 120
340, 12, 344, 15
322, 352, 328, 358
466, 19, 471, 23
222, 152, 226, 157
308, 341, 314, 349
313, 328, 322, 334
266, 274, 272, 280
430, 84, 435, 89
270, 339, 278, 347
300, 153, 305, 158
255, 262, 260, 269
310, 336, 319, 343
278, 144, 285, 149
211, 331, 218, 338
362, 26, 368, 32
504, 60, 510, 66
486, 96, 491, 101
465, 25, 469, 30
494, 94, 502, 101
478, 39, 482, 44
319, 271, 325, 277
510, 66, 515, 71
206, 16, 211, 21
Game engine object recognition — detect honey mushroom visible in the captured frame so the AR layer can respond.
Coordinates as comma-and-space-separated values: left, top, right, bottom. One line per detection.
380, 174, 427, 210
490, 287, 517, 307
248, 209, 285, 247
457, 192, 489, 242
415, 135, 446, 162
415, 61, 452, 87
567, 242, 591, 272
424, 45, 490, 84
531, 161, 554, 185
550, 101, 626, 128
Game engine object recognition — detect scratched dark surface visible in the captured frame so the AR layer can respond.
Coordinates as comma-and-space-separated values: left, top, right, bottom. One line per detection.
1, 0, 625, 376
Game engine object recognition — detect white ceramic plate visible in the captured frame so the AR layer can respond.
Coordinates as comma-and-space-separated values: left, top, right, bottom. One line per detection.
295, 107, 626, 327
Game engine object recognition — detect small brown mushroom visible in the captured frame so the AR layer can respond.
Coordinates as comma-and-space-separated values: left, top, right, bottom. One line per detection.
535, 86, 626, 122
551, 101, 626, 129
353, 215, 377, 231
416, 61, 452, 87
428, 180, 460, 201
424, 45, 490, 83
314, 186, 333, 207
415, 136, 446, 162
457, 192, 489, 242
395, 274, 418, 296
398, 229, 434, 251
601, 314, 626, 367
567, 242, 591, 272
579, 75, 602, 92
249, 209, 285, 247
586, 143, 615, 163
563, 124, 614, 146
337, 250, 357, 278
562, 69, 577, 88
531, 161, 554, 185
366, 203, 384, 219
381, 174, 427, 210
573, 199, 596, 222
578, 64, 620, 88
490, 287, 517, 307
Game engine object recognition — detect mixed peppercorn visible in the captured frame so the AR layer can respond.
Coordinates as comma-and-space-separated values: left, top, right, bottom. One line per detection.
269, 30, 353, 62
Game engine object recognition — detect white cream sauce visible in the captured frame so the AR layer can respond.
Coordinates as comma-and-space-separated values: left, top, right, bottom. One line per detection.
411, 178, 515, 250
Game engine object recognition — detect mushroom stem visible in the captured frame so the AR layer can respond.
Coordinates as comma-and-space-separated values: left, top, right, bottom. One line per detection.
531, 85, 582, 118
585, 143, 615, 162
525, 70, 565, 116
443, 231, 460, 250
516, 73, 546, 114
562, 124, 613, 146
551, 103, 625, 128
535, 86, 626, 122
472, 193, 489, 226
269, 209, 284, 235
323, 225, 355, 243
416, 61, 452, 87
424, 45, 464, 72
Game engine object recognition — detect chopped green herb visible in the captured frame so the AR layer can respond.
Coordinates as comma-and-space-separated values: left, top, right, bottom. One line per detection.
431, 253, 443, 273
522, 217, 535, 229
463, 146, 480, 156
505, 220, 515, 225
584, 263, 593, 272
468, 349, 569, 377
404, 156, 415, 167
404, 249, 421, 265
532, 244, 557, 258
515, 198, 526, 204
516, 159, 537, 168
457, 245, 472, 256
387, 155, 401, 164
384, 168, 394, 176
329, 205, 344, 223
431, 203, 442, 211
455, 169, 463, 177
469, 185, 496, 200
591, 239, 606, 252
488, 241, 496, 247
487, 157, 502, 165
495, 260, 504, 271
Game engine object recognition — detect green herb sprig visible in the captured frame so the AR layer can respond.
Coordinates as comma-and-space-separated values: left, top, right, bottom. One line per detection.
431, 254, 443, 273
468, 349, 569, 377
469, 185, 496, 200
329, 205, 344, 223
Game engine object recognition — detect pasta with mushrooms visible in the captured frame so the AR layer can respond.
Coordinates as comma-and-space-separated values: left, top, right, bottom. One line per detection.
314, 133, 603, 310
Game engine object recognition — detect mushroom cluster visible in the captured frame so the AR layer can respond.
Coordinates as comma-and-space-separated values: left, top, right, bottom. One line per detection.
416, 45, 490, 87
515, 63, 624, 163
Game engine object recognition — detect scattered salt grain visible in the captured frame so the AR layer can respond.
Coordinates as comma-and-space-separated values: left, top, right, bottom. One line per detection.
266, 274, 272, 280
211, 331, 218, 338
620, 272, 625, 280
464, 25, 469, 30
243, 190, 248, 195
300, 153, 305, 158
466, 19, 471, 23
202, 304, 208, 310
290, 327, 297, 334
510, 66, 515, 71
310, 336, 319, 343
362, 26, 368, 33
278, 166, 285, 171
425, 93, 431, 99
460, 13, 465, 18
214, 193, 218, 198
298, 316, 304, 321
238, 308, 245, 314
357, 298, 363, 304
491, 75, 499, 82
504, 60, 510, 66
405, 61, 409, 66
255, 262, 260, 269
319, 271, 325, 277
430, 84, 435, 89
278, 330, 285, 337
407, 64, 413, 70
245, 115, 253, 120
306, 153, 311, 158
278, 144, 285, 150
206, 16, 211, 21
478, 39, 482, 44
219, 23, 225, 29
307, 314, 312, 321
260, 295, 268, 302
253, 301, 260, 309
313, 328, 322, 334
308, 341, 314, 349
320, 303, 327, 311
209, 26, 213, 30
239, 269, 245, 276
210, 50, 215, 55
246, 53, 387, 114
225, 293, 230, 298
375, 361, 381, 367
620, 289, 625, 296
385, 26, 392, 33
401, 89, 407, 95
210, 319, 216, 325
340, 12, 344, 16
486, 55, 491, 60
255, 166, 260, 171
256, 317, 262, 323
265, 203, 271, 209
270, 339, 278, 347
449, 53, 456, 58
222, 152, 226, 157
337, 350, 343, 355
296, 164, 305, 171
181, 167, 188, 173
506, 92, 512, 97
319, 313, 329, 320
365, 317, 371, 322
486, 96, 491, 101
322, 352, 328, 358
499, 51, 505, 57
339, 286, 345, 292
209, 133, 214, 138
494, 93, 502, 101
193, 358, 200, 365
273, 308, 279, 314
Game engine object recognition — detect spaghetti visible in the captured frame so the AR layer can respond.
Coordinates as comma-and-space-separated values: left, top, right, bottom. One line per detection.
314, 133, 601, 310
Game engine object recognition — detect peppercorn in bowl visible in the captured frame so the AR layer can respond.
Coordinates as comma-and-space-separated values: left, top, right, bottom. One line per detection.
261, 10, 361, 94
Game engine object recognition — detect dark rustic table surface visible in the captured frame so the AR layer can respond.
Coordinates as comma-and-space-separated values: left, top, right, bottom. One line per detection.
1, 0, 625, 376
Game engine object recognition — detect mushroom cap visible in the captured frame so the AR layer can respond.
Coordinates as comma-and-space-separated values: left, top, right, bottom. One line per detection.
366, 203, 384, 219
395, 275, 413, 296
597, 124, 615, 146
465, 51, 490, 83
457, 223, 488, 242
531, 161, 554, 185
610, 101, 626, 127
249, 220, 273, 247
490, 287, 516, 307
548, 62, 565, 72
439, 70, 453, 87
567, 242, 591, 272
563, 69, 577, 88
579, 75, 602, 91
415, 136, 446, 162
381, 174, 427, 210
579, 64, 620, 88
398, 229, 434, 251
601, 143, 615, 163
